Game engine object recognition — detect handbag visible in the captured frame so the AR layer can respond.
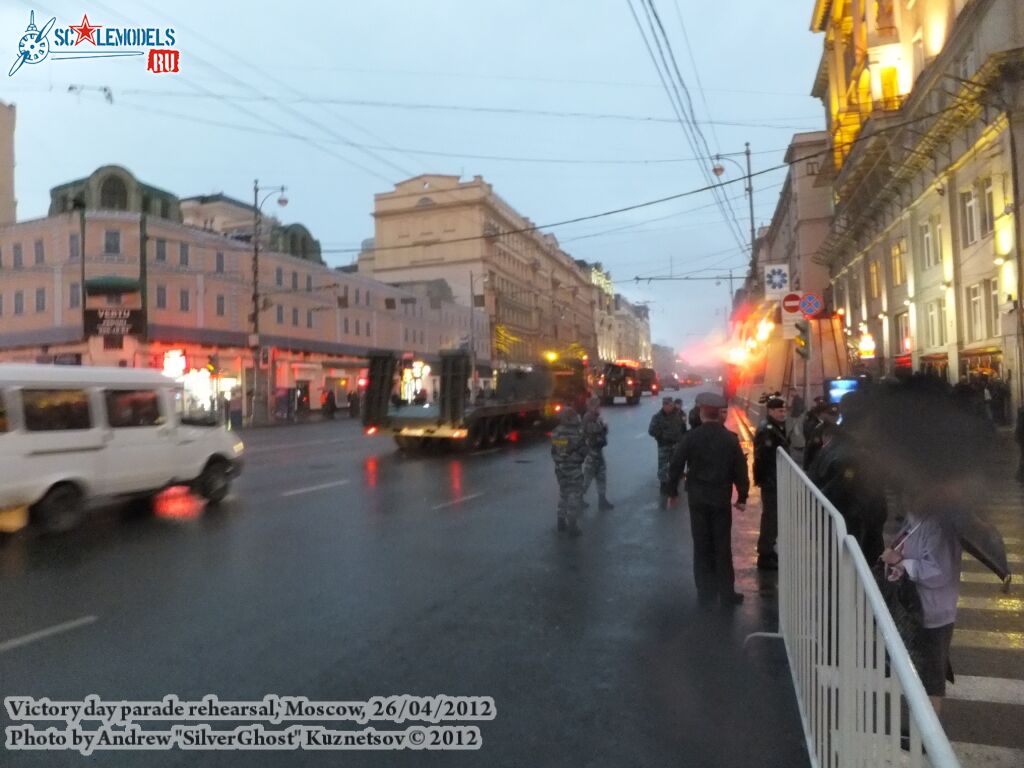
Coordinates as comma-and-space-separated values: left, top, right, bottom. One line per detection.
873, 523, 925, 669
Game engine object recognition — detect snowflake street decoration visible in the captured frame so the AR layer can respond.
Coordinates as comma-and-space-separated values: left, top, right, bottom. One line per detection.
765, 267, 788, 291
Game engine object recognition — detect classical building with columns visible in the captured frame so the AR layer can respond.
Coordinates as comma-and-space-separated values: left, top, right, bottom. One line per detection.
811, 0, 1024, 411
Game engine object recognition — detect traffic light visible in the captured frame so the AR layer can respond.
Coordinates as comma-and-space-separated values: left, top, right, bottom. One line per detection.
205, 354, 220, 374
794, 320, 811, 360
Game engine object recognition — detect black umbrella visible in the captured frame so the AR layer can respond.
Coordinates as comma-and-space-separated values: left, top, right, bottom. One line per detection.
954, 509, 1012, 592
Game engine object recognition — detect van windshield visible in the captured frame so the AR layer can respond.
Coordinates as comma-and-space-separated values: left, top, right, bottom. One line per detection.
174, 388, 224, 427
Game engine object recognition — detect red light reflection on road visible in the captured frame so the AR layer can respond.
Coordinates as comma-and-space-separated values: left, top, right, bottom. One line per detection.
449, 460, 463, 497
364, 456, 378, 488
154, 486, 205, 519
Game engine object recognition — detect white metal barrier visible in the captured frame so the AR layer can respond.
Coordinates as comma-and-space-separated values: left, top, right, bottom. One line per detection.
777, 450, 959, 767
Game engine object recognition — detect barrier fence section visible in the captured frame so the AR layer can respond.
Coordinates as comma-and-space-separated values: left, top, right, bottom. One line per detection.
777, 450, 959, 768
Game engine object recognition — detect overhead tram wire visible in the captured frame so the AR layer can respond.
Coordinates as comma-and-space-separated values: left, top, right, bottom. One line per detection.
314, 100, 972, 256
642, 0, 749, 253
629, 0, 749, 255
89, 0, 410, 184
673, 0, 720, 151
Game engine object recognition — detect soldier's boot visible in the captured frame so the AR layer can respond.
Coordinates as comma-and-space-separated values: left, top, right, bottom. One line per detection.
567, 518, 582, 537
598, 495, 614, 511
557, 516, 567, 532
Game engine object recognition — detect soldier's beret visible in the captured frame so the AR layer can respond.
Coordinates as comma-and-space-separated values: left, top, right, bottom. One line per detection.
695, 392, 727, 408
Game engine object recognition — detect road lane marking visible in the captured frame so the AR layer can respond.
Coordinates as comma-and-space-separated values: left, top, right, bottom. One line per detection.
247, 438, 347, 454
947, 675, 1024, 706
953, 629, 1024, 651
431, 493, 484, 511
280, 479, 350, 497
952, 743, 1024, 768
960, 571, 1013, 585
0, 615, 97, 654
957, 595, 1024, 612
963, 552, 1023, 565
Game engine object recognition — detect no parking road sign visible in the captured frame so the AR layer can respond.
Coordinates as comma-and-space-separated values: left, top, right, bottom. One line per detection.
799, 293, 823, 317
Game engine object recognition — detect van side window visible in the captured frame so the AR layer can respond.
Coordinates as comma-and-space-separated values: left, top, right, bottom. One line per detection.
105, 390, 163, 428
22, 389, 93, 431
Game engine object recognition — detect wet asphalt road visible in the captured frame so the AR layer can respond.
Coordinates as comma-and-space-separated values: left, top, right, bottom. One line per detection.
0, 390, 807, 768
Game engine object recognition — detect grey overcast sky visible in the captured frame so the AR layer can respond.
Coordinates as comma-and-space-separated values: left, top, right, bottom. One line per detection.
3, 0, 823, 361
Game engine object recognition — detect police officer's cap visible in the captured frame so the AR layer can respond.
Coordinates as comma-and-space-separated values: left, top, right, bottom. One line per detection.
694, 392, 727, 408
673, 398, 683, 406
662, 396, 674, 405
766, 396, 786, 409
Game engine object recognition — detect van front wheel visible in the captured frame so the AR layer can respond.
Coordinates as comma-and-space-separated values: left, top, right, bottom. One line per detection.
32, 484, 85, 534
195, 460, 231, 504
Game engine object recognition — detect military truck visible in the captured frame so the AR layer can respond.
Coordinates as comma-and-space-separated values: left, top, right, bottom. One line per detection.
361, 350, 587, 451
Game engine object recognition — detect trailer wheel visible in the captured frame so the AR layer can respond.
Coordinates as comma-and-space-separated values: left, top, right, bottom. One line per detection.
469, 420, 488, 450
487, 418, 503, 445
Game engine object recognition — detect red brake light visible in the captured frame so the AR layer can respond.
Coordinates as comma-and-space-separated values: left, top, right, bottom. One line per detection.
365, 426, 377, 436
626, 378, 634, 385
554, 404, 563, 412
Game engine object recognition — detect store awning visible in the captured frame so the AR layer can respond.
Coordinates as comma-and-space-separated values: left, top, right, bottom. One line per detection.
84, 276, 141, 295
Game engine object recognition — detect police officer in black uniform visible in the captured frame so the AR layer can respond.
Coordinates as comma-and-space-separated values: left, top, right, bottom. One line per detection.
668, 392, 750, 608
752, 396, 790, 570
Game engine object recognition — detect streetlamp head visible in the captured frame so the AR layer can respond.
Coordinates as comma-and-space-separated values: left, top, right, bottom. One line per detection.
712, 164, 725, 178
276, 193, 289, 207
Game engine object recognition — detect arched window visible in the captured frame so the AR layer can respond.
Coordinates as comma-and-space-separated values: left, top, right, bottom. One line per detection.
99, 175, 128, 210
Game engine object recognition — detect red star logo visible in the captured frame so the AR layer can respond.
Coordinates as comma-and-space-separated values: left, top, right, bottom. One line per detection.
69, 14, 102, 46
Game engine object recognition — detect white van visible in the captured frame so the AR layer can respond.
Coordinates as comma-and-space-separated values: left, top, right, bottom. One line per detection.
0, 364, 244, 532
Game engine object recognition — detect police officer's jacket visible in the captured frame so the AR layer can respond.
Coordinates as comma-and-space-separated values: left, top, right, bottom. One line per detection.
668, 422, 749, 507
551, 413, 588, 470
581, 411, 609, 454
648, 409, 686, 446
753, 417, 790, 490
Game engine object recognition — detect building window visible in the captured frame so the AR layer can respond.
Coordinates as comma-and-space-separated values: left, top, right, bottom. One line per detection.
34, 239, 44, 265
343, 317, 349, 334
70, 282, 81, 309
156, 284, 166, 309
156, 238, 166, 262
366, 321, 371, 337
355, 319, 361, 336
868, 260, 881, 299
925, 301, 938, 347
365, 291, 371, 307
960, 189, 978, 247
291, 271, 298, 291
275, 267, 283, 286
919, 222, 933, 269
896, 312, 910, 353
179, 243, 189, 267
967, 283, 983, 341
69, 233, 80, 261
989, 278, 1000, 337
13, 242, 23, 268
179, 288, 190, 312
215, 251, 224, 273
14, 290, 23, 315
35, 287, 45, 313
99, 175, 128, 210
306, 309, 313, 328
890, 240, 906, 286
216, 294, 225, 317
104, 335, 124, 350
979, 178, 995, 237
292, 307, 299, 326
806, 160, 820, 175
0, 295, 3, 316
306, 274, 312, 292
355, 288, 361, 305
0, 245, 3, 268
104, 230, 121, 255
276, 304, 284, 324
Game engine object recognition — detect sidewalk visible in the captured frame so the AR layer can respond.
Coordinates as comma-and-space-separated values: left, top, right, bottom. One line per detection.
731, 406, 1024, 767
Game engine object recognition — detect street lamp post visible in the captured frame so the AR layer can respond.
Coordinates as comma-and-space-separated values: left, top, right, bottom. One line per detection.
712, 143, 757, 278
249, 179, 288, 426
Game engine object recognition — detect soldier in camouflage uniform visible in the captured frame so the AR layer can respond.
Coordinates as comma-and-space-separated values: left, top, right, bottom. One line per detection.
581, 396, 614, 511
649, 396, 687, 500
551, 406, 588, 536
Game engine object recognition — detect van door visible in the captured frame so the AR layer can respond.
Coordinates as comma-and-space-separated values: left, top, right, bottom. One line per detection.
100, 387, 177, 495
16, 386, 106, 502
